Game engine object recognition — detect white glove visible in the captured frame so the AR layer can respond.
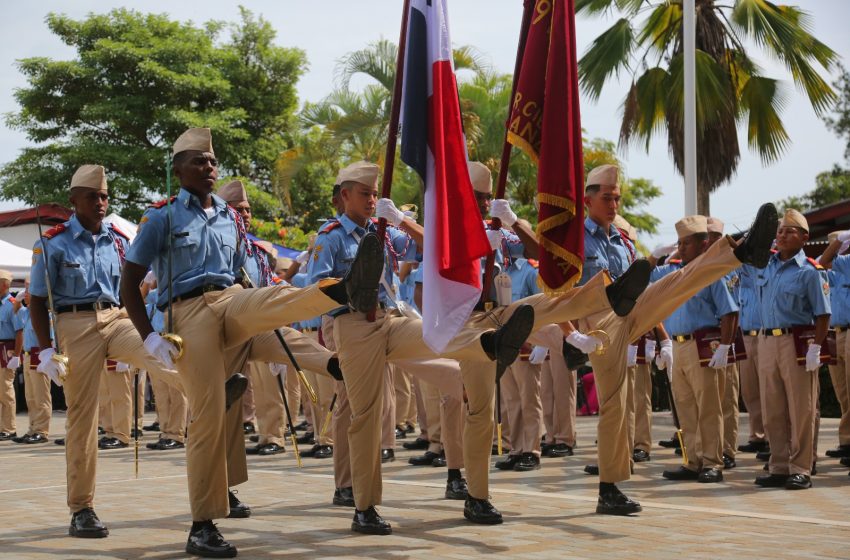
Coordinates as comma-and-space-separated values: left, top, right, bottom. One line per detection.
486, 229, 502, 251
837, 231, 850, 243
626, 344, 638, 367
143, 270, 156, 285
655, 339, 673, 377
144, 332, 178, 371
644, 338, 657, 361
269, 363, 287, 377
806, 344, 822, 372
708, 343, 731, 369
6, 356, 20, 370
651, 242, 678, 259
115, 361, 130, 372
376, 198, 405, 227
36, 347, 65, 386
565, 331, 603, 354
295, 250, 309, 264
490, 199, 517, 226
528, 345, 549, 365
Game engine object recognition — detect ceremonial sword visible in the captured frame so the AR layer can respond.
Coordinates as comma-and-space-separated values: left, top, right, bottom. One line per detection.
33, 201, 69, 382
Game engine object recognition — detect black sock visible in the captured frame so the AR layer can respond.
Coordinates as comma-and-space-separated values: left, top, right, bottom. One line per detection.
448, 468, 462, 482
191, 520, 210, 531
599, 482, 617, 494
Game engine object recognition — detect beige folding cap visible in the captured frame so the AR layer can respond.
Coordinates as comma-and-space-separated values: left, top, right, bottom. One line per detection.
217, 180, 248, 204
613, 214, 637, 240
173, 128, 214, 156
255, 240, 277, 258
0, 270, 11, 282
675, 215, 708, 239
585, 164, 619, 188
706, 216, 724, 234
468, 162, 493, 194
70, 164, 108, 191
780, 209, 808, 233
336, 161, 380, 188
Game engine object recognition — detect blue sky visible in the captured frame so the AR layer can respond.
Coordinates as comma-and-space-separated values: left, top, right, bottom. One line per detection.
1, 0, 848, 246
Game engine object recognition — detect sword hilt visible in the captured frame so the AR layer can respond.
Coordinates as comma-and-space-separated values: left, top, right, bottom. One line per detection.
296, 369, 318, 404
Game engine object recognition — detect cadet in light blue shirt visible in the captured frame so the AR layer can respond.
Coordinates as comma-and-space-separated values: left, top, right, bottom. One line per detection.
652, 262, 739, 336
506, 258, 540, 302
0, 289, 20, 342
738, 265, 763, 333
757, 250, 830, 328
580, 216, 636, 287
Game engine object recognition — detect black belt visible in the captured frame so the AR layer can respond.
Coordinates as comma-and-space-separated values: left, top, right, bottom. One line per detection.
300, 327, 319, 333
56, 302, 118, 314
760, 328, 792, 337
329, 303, 387, 319
159, 284, 227, 311
833, 325, 850, 333
672, 334, 694, 342
744, 330, 760, 337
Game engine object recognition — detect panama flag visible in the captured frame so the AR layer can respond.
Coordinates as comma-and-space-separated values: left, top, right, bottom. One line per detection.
400, 0, 490, 353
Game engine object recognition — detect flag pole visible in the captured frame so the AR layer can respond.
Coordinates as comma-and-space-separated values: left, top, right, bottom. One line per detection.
369, 0, 412, 322
683, 0, 698, 215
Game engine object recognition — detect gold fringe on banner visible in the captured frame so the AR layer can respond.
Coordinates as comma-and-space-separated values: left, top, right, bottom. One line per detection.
536, 193, 582, 295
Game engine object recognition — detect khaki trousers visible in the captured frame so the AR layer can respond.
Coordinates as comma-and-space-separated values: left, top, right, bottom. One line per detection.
759, 334, 817, 476
0, 366, 16, 433
671, 340, 725, 471
22, 354, 52, 436
99, 368, 133, 444
501, 360, 543, 456
381, 364, 397, 450
828, 330, 850, 445
149, 370, 187, 442
738, 334, 766, 443
498, 375, 516, 452
413, 378, 428, 439
242, 375, 256, 426
632, 363, 653, 452
582, 237, 742, 483
541, 351, 576, 447
722, 363, 740, 458
421, 379, 444, 454
394, 368, 413, 428
246, 361, 285, 446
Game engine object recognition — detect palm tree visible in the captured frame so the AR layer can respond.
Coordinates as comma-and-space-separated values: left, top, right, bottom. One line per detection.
577, 0, 837, 213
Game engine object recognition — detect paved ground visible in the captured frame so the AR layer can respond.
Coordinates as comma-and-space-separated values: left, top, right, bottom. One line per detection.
1, 411, 848, 559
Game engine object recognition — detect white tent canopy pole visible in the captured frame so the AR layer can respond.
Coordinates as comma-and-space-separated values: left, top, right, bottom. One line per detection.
683, 0, 697, 215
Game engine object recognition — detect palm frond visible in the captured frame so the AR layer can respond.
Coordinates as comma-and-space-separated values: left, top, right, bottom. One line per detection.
575, 0, 620, 16
739, 74, 790, 163
334, 39, 397, 91
636, 2, 680, 53
578, 18, 634, 101
619, 67, 669, 150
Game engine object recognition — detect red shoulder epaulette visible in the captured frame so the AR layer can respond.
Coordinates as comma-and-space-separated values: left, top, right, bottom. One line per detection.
109, 223, 130, 240
668, 258, 682, 264
8, 296, 15, 304
252, 239, 272, 255
770, 248, 778, 254
527, 259, 539, 268
806, 257, 824, 270
320, 221, 342, 234
42, 223, 67, 239
150, 196, 178, 209
616, 227, 632, 241
371, 217, 379, 224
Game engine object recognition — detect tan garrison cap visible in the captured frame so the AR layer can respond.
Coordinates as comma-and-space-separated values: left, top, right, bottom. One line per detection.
0, 270, 11, 282
613, 214, 637, 240
585, 164, 619, 189
217, 180, 248, 204
70, 165, 108, 191
255, 240, 277, 258
675, 215, 708, 239
706, 216, 724, 234
468, 162, 493, 194
780, 209, 808, 233
336, 161, 380, 188
275, 257, 293, 274
173, 128, 214, 156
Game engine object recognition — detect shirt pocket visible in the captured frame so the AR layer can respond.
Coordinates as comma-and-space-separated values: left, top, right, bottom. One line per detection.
57, 262, 87, 296
172, 232, 201, 270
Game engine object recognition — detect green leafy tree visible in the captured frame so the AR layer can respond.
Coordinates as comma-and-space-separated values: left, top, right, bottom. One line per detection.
1, 8, 305, 220
824, 64, 850, 159
776, 164, 850, 212
577, 0, 837, 214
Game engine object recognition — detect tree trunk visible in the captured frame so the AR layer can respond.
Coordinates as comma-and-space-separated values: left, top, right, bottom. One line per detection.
697, 181, 710, 216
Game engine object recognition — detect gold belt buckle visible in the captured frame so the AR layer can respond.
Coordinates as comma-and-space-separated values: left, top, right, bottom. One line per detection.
675, 335, 686, 343
748, 330, 758, 337
771, 328, 783, 336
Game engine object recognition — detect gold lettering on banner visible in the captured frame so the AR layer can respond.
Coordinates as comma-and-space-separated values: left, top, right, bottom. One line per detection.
533, 0, 552, 25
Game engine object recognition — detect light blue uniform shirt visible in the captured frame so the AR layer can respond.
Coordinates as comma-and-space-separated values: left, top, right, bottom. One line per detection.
506, 258, 540, 302
290, 272, 321, 329
652, 261, 739, 335
308, 214, 417, 313
15, 306, 38, 349
737, 265, 763, 331
757, 249, 830, 328
830, 254, 850, 327
126, 188, 247, 308
145, 288, 166, 333
0, 294, 21, 340
579, 217, 635, 286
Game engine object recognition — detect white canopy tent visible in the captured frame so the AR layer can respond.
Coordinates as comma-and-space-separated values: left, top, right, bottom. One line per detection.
0, 238, 35, 280
104, 213, 138, 242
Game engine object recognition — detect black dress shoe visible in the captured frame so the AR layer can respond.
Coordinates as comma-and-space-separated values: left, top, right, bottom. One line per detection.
295, 420, 309, 431
785, 473, 812, 490
225, 374, 248, 412
381, 449, 395, 463
756, 450, 771, 461
23, 433, 49, 444
130, 428, 143, 439
98, 427, 105, 435
394, 427, 407, 439
296, 431, 315, 445
11, 434, 26, 443
147, 438, 184, 450
337, 232, 384, 312
543, 443, 574, 458
698, 467, 723, 483
333, 486, 355, 507
99, 437, 128, 450
432, 453, 447, 467
495, 454, 521, 470
674, 447, 683, 456
445, 477, 469, 500
584, 464, 599, 475
464, 497, 503, 524
480, 304, 535, 381
733, 203, 779, 268
812, 463, 818, 476
249, 434, 260, 443
403, 437, 430, 451
737, 440, 768, 453
514, 452, 541, 472
69, 508, 109, 538
226, 490, 251, 518
351, 506, 392, 535
840, 456, 850, 468
257, 443, 285, 456
659, 434, 681, 448
632, 449, 651, 462
723, 454, 736, 469
596, 486, 642, 516
54, 438, 65, 446
404, 423, 415, 435
186, 520, 236, 558
142, 421, 160, 432
825, 444, 850, 458
242, 421, 255, 435
0, 431, 16, 441
755, 473, 789, 487
409, 451, 442, 466
662, 466, 699, 481
313, 444, 333, 459
606, 259, 651, 316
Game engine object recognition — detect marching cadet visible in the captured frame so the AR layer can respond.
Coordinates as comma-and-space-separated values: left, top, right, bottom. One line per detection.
312, 160, 536, 535
28, 164, 187, 539
120, 129, 378, 557
0, 269, 21, 440
657, 216, 739, 484
540, 344, 577, 458
97, 360, 134, 449
753, 209, 829, 490
11, 281, 52, 444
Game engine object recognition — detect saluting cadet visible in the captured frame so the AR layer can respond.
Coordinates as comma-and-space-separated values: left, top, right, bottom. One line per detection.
0, 269, 21, 440
28, 164, 184, 539
657, 216, 739, 484
753, 210, 829, 490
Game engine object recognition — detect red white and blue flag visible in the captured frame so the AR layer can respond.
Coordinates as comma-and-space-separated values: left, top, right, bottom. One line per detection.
400, 0, 490, 353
